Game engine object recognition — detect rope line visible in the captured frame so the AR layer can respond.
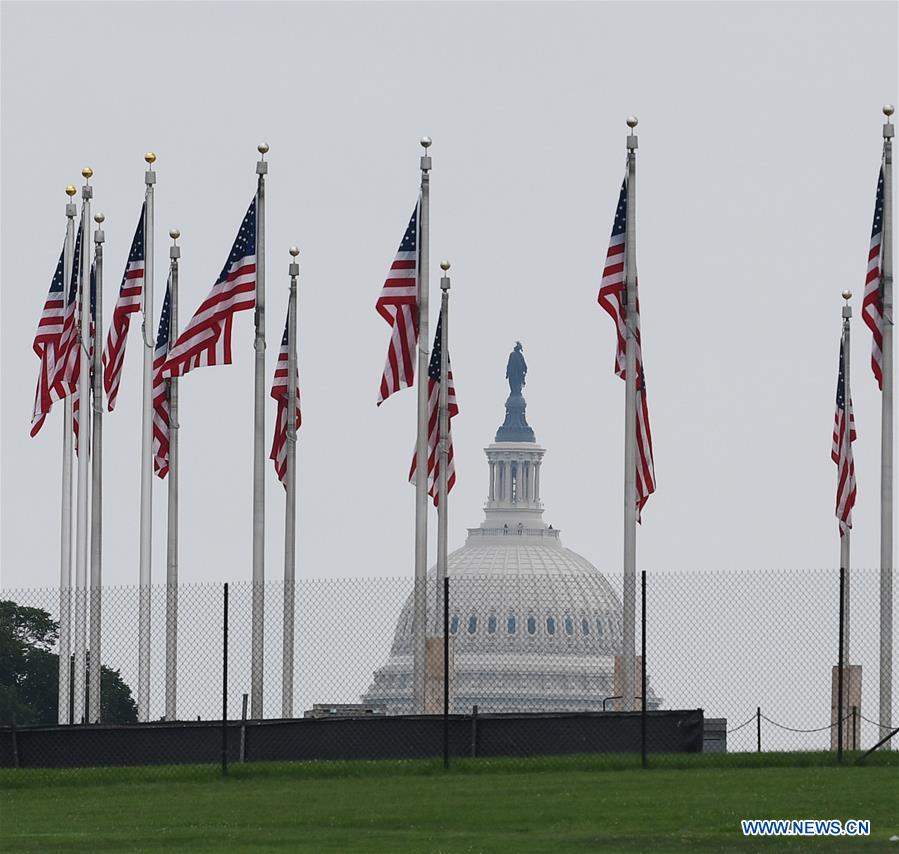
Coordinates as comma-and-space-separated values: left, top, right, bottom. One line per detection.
760, 712, 851, 733
726, 715, 757, 734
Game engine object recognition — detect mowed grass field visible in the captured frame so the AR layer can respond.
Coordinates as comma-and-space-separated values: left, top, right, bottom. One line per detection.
2, 753, 897, 853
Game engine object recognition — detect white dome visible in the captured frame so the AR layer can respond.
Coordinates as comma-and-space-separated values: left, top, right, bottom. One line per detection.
363, 355, 659, 713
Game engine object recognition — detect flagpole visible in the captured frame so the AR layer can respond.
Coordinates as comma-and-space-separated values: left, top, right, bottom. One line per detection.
165, 228, 181, 722
73, 166, 94, 725
413, 137, 432, 714
436, 260, 451, 665
841, 292, 852, 665
622, 117, 639, 711
58, 185, 77, 725
252, 142, 269, 719
138, 153, 156, 723
89, 211, 105, 723
880, 104, 894, 745
282, 247, 299, 719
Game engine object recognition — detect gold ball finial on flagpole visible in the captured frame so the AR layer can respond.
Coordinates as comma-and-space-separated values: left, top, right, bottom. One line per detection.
144, 152, 157, 164
258, 142, 270, 156
82, 167, 93, 180
289, 246, 299, 257
94, 212, 105, 224
884, 104, 895, 118
66, 185, 77, 197
170, 228, 180, 241
626, 116, 638, 128
842, 290, 853, 302
420, 136, 432, 149
440, 260, 450, 271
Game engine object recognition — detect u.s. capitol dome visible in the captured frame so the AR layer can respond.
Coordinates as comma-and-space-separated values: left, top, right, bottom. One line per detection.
363, 344, 658, 713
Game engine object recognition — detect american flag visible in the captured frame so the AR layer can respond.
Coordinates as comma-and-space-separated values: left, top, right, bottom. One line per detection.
269, 310, 301, 487
48, 222, 83, 406
408, 311, 458, 506
832, 338, 857, 535
152, 278, 172, 478
598, 176, 656, 520
103, 205, 145, 411
161, 197, 256, 379
376, 204, 418, 405
71, 262, 97, 455
30, 239, 66, 436
862, 164, 885, 389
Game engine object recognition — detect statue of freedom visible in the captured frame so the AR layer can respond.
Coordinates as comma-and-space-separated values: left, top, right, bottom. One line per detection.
506, 342, 527, 396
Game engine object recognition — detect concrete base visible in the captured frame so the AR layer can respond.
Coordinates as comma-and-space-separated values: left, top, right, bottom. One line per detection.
830, 664, 862, 750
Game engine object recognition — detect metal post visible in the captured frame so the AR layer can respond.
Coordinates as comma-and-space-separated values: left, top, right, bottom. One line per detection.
443, 575, 450, 769
413, 137, 432, 713
622, 117, 639, 711
879, 105, 894, 747
58, 187, 77, 725
89, 211, 105, 723
138, 153, 156, 723
641, 569, 647, 768
10, 718, 19, 769
251, 143, 268, 720
165, 229, 181, 722
73, 167, 93, 725
282, 247, 300, 719
840, 294, 853, 664
470, 704, 478, 758
240, 693, 248, 762
852, 704, 858, 751
838, 565, 845, 763
757, 707, 761, 753
222, 582, 229, 776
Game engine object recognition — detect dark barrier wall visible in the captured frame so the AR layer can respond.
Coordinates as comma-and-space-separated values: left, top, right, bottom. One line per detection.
0, 710, 703, 769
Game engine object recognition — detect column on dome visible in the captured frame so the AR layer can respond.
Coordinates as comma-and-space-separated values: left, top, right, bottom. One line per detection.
505, 460, 513, 503
488, 461, 495, 502
523, 461, 530, 505
535, 461, 541, 503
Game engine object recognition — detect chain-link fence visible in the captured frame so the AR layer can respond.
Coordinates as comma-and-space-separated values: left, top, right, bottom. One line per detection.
1, 568, 896, 775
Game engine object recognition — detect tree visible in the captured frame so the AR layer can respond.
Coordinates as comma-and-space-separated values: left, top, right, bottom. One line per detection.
0, 600, 137, 726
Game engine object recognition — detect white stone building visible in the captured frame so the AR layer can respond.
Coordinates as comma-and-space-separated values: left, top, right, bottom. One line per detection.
363, 349, 659, 714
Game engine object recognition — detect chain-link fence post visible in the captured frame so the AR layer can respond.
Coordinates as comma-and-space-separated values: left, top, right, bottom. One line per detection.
222, 582, 229, 777
757, 707, 761, 752
641, 569, 647, 768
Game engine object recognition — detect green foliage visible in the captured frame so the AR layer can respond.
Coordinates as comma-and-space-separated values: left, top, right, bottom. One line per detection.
0, 600, 136, 726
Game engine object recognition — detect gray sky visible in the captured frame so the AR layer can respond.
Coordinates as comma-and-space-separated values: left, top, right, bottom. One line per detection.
2, 1, 897, 591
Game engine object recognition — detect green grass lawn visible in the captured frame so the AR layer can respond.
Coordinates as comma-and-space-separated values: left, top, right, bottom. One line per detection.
2, 753, 897, 853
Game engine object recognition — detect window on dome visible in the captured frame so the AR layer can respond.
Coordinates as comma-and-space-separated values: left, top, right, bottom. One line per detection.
507, 615, 517, 634
546, 617, 556, 635
487, 615, 497, 634
527, 616, 537, 635
450, 615, 459, 635
468, 615, 478, 635
582, 618, 590, 635
596, 619, 604, 637
565, 617, 574, 636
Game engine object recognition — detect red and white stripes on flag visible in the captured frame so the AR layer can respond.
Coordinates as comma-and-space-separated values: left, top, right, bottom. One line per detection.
862, 163, 885, 389
160, 197, 257, 380
376, 204, 418, 405
408, 312, 458, 506
833, 338, 857, 535
30, 239, 66, 437
151, 278, 173, 478
103, 205, 145, 411
269, 310, 301, 487
598, 176, 656, 520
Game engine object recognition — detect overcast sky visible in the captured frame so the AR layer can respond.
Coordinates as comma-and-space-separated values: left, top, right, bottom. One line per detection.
2, 1, 897, 591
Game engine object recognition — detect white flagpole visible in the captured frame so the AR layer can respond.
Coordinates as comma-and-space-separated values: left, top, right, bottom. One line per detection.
89, 211, 105, 723
58, 185, 77, 725
413, 137, 432, 714
165, 228, 181, 721
282, 246, 299, 719
73, 166, 94, 724
251, 143, 269, 719
880, 104, 894, 745
138, 152, 156, 723
622, 117, 639, 711
840, 292, 852, 665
